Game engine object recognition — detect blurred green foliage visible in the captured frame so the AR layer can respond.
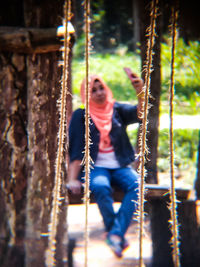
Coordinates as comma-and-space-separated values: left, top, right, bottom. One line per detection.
158, 129, 198, 169
72, 37, 200, 113
72, 50, 141, 107
157, 128, 199, 185
161, 37, 200, 114
127, 127, 199, 185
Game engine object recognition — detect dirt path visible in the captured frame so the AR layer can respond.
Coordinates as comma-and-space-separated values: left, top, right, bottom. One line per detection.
128, 114, 200, 131
68, 203, 152, 267
159, 114, 200, 129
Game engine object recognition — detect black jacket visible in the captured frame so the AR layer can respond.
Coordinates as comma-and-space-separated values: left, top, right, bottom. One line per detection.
69, 102, 140, 167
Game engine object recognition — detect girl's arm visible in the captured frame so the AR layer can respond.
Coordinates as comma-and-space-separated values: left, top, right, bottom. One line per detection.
124, 67, 144, 119
67, 160, 82, 194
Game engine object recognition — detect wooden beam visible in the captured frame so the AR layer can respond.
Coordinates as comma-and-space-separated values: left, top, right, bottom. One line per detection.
0, 26, 75, 54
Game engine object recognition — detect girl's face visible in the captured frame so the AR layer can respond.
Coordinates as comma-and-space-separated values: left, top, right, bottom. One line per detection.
91, 80, 107, 104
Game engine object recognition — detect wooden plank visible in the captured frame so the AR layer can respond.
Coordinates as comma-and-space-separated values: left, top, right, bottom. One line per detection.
68, 184, 191, 204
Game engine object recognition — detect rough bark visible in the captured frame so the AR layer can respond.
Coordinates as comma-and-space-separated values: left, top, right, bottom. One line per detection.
25, 52, 61, 266
24, 0, 69, 266
0, 0, 73, 266
0, 51, 28, 267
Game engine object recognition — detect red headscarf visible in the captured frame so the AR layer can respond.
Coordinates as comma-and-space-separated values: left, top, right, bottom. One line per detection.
80, 75, 115, 151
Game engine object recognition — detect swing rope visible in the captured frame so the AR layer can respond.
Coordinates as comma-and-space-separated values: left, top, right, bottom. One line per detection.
169, 6, 180, 267
83, 1, 92, 266
44, 1, 71, 266
137, 0, 158, 266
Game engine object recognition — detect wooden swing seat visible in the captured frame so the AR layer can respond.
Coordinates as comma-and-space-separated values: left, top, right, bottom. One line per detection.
68, 183, 191, 205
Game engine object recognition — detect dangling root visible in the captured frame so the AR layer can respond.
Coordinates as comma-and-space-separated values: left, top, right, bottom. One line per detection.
83, 1, 92, 267
136, 1, 158, 266
45, 1, 72, 266
168, 5, 180, 267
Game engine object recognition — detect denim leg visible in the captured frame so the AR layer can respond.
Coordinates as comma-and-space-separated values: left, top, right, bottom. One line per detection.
109, 167, 139, 238
90, 167, 115, 232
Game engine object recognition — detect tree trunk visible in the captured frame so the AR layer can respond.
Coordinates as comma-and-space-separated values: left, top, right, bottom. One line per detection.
132, 0, 140, 51
138, 0, 162, 184
0, 52, 28, 267
24, 1, 69, 266
0, 5, 28, 266
0, 0, 74, 266
25, 52, 66, 266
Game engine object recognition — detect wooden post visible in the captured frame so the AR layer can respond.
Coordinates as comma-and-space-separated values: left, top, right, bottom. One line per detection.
178, 200, 200, 266
149, 197, 200, 267
149, 198, 174, 267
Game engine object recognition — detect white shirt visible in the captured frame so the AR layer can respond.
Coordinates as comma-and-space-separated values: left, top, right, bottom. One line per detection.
95, 145, 120, 169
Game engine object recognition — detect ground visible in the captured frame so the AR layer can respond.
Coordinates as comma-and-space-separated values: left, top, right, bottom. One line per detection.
68, 203, 152, 267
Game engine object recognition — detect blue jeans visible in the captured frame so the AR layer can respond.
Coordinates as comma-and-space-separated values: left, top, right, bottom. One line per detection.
90, 166, 138, 239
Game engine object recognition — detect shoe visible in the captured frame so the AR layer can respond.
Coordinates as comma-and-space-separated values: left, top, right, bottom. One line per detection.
121, 238, 129, 251
106, 235, 123, 258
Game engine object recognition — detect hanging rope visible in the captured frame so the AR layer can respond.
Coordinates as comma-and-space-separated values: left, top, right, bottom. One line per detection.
137, 0, 158, 266
168, 5, 180, 267
44, 1, 71, 266
83, 1, 91, 266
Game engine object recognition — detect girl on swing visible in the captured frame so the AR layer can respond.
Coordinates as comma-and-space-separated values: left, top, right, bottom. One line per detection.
68, 69, 144, 257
